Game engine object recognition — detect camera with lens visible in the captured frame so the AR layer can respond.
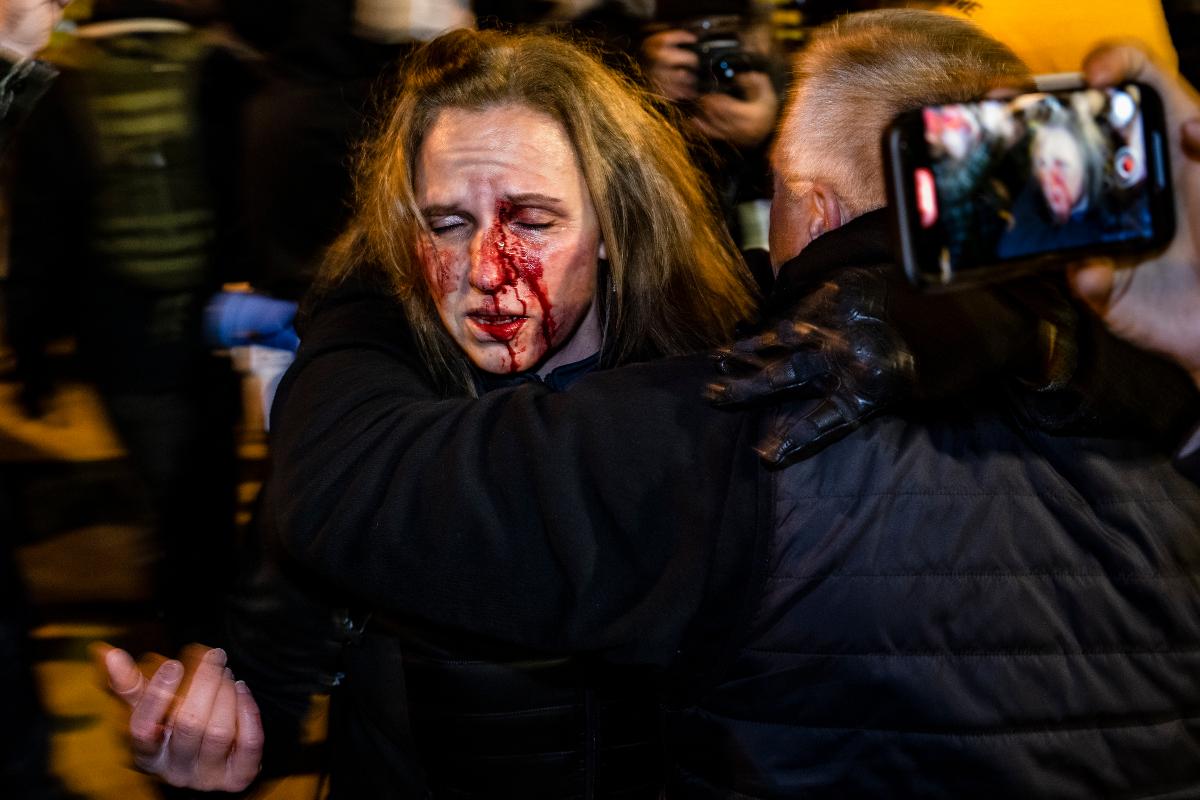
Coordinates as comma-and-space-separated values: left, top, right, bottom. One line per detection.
681, 15, 769, 96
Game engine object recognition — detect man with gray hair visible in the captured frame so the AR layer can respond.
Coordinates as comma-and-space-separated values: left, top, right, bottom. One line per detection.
670, 9, 1200, 797
769, 11, 1029, 266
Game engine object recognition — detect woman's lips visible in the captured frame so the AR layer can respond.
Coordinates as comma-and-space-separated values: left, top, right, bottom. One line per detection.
467, 313, 527, 342
1047, 172, 1072, 221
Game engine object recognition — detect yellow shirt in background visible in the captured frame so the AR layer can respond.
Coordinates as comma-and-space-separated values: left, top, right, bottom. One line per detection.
935, 0, 1178, 76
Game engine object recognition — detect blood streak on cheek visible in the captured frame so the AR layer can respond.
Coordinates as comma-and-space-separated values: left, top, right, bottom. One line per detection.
489, 201, 557, 355
435, 248, 455, 296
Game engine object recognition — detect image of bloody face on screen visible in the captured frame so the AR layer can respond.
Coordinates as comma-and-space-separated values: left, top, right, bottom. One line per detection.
1033, 124, 1088, 224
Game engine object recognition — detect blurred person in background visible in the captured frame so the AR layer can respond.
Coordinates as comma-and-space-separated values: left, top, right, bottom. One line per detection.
0, 0, 68, 145
471, 0, 652, 75
1, 4, 79, 799
222, 0, 471, 302
206, 0, 472, 421
4, 0, 245, 648
923, 101, 1025, 268
640, 0, 780, 286
106, 11, 1200, 799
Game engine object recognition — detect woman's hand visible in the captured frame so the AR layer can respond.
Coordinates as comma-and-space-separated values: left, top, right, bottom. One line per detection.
1066, 44, 1200, 389
100, 644, 264, 792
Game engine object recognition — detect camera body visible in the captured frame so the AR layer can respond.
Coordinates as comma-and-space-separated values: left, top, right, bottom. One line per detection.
681, 15, 768, 96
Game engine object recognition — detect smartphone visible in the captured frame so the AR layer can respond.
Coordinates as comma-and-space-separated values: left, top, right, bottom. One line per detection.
884, 82, 1175, 290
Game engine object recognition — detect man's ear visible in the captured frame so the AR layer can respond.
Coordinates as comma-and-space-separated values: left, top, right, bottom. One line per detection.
769, 177, 848, 269
807, 182, 845, 241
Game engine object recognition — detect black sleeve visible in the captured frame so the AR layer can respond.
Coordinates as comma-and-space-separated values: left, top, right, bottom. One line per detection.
4, 72, 89, 405
265, 284, 765, 668
0, 57, 57, 155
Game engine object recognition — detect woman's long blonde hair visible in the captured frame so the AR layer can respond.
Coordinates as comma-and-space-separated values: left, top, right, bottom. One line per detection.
320, 28, 757, 392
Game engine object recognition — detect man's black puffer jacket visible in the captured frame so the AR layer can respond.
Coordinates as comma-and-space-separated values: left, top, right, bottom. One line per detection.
666, 214, 1200, 799
668, 399, 1200, 798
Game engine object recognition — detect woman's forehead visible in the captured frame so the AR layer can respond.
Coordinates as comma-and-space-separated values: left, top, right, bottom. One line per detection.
1035, 125, 1078, 149
421, 105, 576, 163
415, 105, 589, 200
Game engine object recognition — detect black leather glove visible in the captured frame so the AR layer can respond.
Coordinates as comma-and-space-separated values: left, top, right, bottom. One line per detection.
709, 261, 1077, 467
708, 266, 915, 465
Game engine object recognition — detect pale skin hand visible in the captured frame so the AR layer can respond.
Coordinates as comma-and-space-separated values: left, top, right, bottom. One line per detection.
99, 643, 264, 792
642, 28, 778, 148
1065, 44, 1200, 389
642, 29, 699, 103
692, 70, 779, 148
0, 0, 70, 59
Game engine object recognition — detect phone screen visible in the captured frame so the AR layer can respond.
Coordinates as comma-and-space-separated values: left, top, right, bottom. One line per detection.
893, 83, 1172, 287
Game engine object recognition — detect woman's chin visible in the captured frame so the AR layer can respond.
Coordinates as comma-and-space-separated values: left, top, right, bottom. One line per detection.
470, 341, 546, 375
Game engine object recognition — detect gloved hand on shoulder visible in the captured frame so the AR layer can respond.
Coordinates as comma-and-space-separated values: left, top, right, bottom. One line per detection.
709, 259, 1075, 466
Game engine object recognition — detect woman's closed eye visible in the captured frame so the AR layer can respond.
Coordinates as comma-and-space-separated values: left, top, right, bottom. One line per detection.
509, 209, 559, 231
428, 214, 468, 236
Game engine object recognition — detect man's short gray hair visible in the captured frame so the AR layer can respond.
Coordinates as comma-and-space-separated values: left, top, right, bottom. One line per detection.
774, 9, 1031, 217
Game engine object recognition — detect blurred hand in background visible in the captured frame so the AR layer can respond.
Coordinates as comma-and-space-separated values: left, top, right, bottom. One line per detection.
641, 23, 779, 148
0, 0, 70, 59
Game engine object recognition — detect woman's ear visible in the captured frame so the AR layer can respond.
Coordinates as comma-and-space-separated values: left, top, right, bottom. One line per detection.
598, 240, 608, 260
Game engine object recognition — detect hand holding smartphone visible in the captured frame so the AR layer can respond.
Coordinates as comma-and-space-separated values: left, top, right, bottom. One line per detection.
885, 82, 1175, 290
1066, 45, 1200, 390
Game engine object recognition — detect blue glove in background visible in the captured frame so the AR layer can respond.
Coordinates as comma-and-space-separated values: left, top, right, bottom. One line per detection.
205, 291, 300, 352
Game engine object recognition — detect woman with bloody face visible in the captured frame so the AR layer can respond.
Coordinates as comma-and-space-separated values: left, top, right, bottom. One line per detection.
323, 29, 758, 392
104, 27, 759, 798
296, 29, 753, 797
998, 95, 1133, 259
1030, 100, 1108, 227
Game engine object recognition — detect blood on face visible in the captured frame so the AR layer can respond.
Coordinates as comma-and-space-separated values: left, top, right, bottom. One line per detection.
414, 103, 603, 375
481, 200, 557, 365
